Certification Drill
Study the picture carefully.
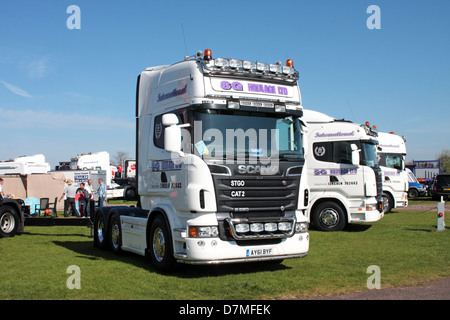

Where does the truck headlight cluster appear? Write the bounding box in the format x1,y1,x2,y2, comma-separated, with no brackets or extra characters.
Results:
295,222,308,233
226,217,307,240
189,226,219,238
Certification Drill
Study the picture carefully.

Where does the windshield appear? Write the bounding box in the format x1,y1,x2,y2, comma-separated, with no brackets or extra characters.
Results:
378,153,403,170
192,109,304,161
360,142,378,168
407,171,419,183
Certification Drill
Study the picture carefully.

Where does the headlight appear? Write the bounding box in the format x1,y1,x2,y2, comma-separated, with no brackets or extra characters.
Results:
229,59,242,68
256,62,269,72
250,223,264,232
215,58,229,68
278,222,292,231
269,63,282,73
235,223,250,233
282,66,295,75
243,60,256,70
295,222,308,233
189,226,219,238
264,222,278,232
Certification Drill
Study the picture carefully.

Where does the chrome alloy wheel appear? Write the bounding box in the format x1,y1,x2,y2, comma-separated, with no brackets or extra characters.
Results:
152,227,166,262
319,208,340,228
96,217,104,243
111,220,120,250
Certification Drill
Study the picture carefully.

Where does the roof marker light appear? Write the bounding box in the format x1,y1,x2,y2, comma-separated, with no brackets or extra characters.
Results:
243,61,256,70
204,49,212,60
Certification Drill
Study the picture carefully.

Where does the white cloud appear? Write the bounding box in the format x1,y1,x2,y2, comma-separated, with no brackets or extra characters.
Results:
28,56,50,79
0,108,134,130
1,81,32,98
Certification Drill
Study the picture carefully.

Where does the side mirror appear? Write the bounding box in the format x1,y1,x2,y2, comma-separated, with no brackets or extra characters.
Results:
162,114,190,156
162,113,179,126
351,143,360,167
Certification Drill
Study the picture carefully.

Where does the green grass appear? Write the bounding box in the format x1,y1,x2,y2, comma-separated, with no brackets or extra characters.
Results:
1,206,449,300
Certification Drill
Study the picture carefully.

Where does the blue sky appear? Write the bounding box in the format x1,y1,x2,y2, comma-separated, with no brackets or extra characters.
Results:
0,0,449,167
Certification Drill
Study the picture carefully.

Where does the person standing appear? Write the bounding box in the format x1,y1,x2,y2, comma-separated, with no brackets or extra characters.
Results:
59,179,80,217
97,178,106,207
0,178,4,199
84,179,94,217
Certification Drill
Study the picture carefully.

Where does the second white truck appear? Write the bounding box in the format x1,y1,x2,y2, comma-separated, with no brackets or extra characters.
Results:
302,109,384,231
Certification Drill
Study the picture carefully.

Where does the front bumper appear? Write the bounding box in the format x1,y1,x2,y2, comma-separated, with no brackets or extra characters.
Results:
175,232,309,265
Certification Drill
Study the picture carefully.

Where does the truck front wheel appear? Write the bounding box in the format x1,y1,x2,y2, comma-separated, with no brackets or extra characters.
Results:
382,193,393,214
312,201,346,231
148,215,176,271
0,206,19,238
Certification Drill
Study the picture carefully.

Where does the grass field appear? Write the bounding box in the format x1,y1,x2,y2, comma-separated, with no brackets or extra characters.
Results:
1,199,449,300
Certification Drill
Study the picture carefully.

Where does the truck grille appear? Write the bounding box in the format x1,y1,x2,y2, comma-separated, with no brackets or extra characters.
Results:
374,166,383,197
213,176,300,216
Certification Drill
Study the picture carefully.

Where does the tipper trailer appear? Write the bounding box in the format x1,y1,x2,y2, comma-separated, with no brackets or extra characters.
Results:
93,49,310,270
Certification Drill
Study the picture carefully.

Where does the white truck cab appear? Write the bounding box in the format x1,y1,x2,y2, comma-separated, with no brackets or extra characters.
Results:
302,109,384,231
0,154,50,175
376,131,408,213
94,50,310,270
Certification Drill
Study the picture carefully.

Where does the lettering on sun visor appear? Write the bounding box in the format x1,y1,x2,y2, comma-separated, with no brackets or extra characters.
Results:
212,79,291,97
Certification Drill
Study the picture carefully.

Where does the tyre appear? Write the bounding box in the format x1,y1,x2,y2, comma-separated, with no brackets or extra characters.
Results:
94,210,108,249
382,193,393,214
408,188,419,199
312,201,346,231
0,206,19,238
109,213,122,254
148,215,176,271
124,187,137,201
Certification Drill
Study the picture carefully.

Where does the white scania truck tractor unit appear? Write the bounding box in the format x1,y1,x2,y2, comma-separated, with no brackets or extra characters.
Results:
302,109,384,231
376,131,408,213
93,49,310,270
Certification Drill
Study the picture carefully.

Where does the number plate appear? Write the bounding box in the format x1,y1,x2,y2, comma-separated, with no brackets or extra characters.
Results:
246,248,273,257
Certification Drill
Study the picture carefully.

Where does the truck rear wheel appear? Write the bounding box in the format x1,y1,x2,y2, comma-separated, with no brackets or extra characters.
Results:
94,210,108,249
109,213,122,254
0,206,19,238
312,201,346,231
148,215,176,271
